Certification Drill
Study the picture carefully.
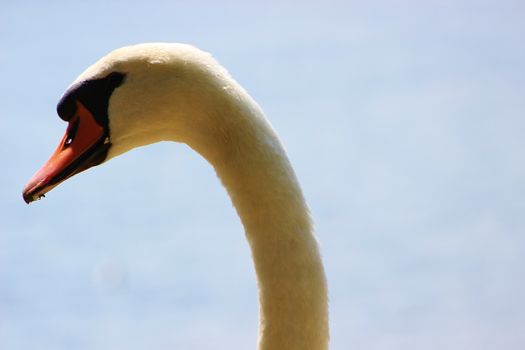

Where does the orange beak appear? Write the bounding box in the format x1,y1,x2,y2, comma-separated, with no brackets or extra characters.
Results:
22,101,110,204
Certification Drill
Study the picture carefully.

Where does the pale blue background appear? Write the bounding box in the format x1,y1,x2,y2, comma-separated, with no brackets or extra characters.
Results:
1,1,524,349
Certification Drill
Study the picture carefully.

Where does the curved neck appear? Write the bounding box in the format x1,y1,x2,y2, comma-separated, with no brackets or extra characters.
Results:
187,94,329,350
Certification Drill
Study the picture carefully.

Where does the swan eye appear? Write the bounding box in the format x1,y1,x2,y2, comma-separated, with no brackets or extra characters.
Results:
64,117,80,147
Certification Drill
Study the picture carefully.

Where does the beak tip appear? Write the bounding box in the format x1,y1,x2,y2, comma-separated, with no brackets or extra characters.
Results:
23,171,52,204
22,192,33,204
22,185,36,204
22,190,46,204
22,182,42,204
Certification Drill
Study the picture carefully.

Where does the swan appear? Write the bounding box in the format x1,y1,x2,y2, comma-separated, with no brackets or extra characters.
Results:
22,43,329,350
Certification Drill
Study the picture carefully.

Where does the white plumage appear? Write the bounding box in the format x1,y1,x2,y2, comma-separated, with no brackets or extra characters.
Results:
30,43,329,350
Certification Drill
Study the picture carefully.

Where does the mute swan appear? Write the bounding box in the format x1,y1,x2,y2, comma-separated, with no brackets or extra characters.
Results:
22,43,329,350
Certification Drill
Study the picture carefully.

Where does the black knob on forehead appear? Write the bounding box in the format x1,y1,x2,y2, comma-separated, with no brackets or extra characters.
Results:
57,72,126,127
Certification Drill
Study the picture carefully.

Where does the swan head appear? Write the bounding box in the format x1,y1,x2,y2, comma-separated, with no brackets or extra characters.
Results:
23,43,234,203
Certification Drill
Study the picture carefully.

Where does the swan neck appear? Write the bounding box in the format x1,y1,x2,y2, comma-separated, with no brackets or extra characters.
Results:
195,103,329,350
